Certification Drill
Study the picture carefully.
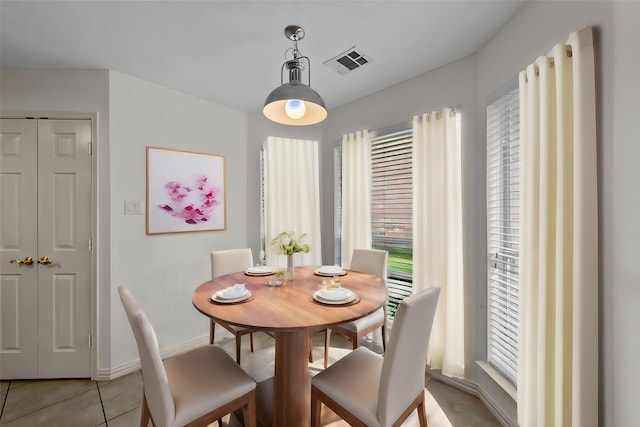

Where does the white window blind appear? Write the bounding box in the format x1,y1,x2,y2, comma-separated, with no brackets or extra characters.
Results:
334,127,414,318
486,87,520,385
370,129,413,317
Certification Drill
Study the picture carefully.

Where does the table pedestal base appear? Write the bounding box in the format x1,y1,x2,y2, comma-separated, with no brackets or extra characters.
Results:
255,330,347,427
272,330,309,426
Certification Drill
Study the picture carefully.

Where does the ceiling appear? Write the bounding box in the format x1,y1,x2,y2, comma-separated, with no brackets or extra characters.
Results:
0,0,527,114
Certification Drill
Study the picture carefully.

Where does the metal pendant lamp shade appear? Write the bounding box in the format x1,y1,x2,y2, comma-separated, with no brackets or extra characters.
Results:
263,26,327,126
263,82,327,126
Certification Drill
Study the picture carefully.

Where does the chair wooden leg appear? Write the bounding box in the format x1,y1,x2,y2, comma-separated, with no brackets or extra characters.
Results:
235,335,242,364
381,325,387,352
310,386,322,427
383,306,388,352
243,390,257,427
391,392,426,427
249,332,254,352
140,393,151,427
352,333,360,350
417,392,428,427
209,320,216,345
324,329,332,368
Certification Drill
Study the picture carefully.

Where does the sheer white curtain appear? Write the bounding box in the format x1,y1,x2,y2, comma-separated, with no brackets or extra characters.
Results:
341,130,372,268
263,136,322,267
412,109,465,379
518,27,598,427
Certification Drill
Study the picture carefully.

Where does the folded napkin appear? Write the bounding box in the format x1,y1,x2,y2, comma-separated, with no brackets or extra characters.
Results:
220,284,246,299
318,287,351,301
319,265,343,274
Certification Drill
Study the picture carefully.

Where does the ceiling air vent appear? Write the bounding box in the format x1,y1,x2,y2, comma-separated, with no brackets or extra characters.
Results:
323,46,371,75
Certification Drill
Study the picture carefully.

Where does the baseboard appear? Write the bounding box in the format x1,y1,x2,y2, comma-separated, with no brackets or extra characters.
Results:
96,360,139,381
475,383,518,427
96,336,210,381
427,369,517,427
427,369,477,395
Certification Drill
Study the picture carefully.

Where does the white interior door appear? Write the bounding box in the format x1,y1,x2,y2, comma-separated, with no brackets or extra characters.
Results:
0,119,39,378
0,118,93,379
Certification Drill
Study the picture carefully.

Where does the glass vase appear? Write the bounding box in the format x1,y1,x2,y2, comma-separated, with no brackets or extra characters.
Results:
285,254,295,282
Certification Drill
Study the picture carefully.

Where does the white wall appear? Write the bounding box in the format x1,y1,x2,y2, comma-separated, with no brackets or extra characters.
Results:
611,2,640,425
108,71,248,368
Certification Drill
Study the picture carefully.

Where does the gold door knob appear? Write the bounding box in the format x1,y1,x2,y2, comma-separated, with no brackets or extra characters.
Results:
38,256,53,265
9,257,34,265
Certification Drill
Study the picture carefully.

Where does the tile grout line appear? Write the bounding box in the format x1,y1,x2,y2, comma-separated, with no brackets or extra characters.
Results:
0,381,10,420
0,382,101,425
95,380,109,426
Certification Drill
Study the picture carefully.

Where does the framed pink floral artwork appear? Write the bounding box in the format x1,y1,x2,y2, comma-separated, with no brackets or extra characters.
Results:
146,146,226,234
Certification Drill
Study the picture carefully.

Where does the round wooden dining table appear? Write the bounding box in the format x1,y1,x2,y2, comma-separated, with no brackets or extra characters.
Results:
192,265,387,427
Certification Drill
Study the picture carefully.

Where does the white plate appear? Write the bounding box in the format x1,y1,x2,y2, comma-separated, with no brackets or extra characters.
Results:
211,290,252,304
245,266,275,276
313,290,356,305
318,265,344,275
314,268,347,277
216,288,250,300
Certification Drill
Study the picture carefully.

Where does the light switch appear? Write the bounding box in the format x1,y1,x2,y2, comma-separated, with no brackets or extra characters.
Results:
124,200,143,215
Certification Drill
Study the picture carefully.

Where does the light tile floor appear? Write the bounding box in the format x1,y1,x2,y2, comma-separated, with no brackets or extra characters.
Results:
0,331,501,426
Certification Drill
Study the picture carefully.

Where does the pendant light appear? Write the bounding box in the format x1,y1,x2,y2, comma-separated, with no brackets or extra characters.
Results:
263,25,327,126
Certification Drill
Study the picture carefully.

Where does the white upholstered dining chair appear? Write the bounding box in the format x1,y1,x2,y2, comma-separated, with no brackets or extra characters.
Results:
118,286,257,427
323,248,389,367
311,287,441,427
210,248,263,364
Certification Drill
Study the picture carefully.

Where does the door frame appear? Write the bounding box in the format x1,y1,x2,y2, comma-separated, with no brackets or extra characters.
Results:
1,110,98,379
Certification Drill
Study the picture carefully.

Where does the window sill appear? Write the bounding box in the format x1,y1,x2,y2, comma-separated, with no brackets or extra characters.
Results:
476,361,517,401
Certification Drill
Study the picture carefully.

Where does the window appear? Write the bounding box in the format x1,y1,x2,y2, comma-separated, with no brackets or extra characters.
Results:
335,125,413,318
370,128,413,318
259,138,321,264
486,87,520,385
